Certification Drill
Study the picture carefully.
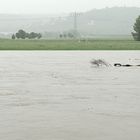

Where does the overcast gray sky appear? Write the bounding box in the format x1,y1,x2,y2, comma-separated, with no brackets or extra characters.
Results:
0,0,140,14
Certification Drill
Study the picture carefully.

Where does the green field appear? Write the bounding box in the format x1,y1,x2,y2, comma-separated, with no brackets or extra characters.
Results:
0,39,140,50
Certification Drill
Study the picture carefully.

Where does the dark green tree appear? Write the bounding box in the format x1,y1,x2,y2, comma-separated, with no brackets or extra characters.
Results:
63,34,67,38
15,30,42,39
37,33,42,39
12,34,16,40
15,32,20,39
15,29,26,39
132,15,140,41
18,29,26,39
25,33,30,39
59,34,63,38
29,32,37,39
68,33,74,38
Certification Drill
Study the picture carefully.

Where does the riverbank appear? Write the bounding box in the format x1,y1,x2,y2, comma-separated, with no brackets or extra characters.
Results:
0,39,140,50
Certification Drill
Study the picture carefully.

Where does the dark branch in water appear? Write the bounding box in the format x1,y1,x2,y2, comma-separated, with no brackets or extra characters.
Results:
90,59,110,67
90,59,140,67
114,63,140,67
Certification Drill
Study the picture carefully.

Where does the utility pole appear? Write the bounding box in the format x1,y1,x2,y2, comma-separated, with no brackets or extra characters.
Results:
71,12,82,39
74,12,77,33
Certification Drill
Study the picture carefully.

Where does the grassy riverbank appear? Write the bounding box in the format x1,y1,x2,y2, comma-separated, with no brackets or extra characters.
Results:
0,39,140,50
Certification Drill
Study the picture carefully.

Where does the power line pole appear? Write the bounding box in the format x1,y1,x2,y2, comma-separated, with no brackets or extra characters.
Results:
71,12,82,39
74,12,77,33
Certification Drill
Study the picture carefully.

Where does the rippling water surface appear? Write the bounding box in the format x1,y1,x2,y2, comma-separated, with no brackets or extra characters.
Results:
0,51,140,140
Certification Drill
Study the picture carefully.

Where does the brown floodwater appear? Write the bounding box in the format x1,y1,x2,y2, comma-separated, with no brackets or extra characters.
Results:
0,51,140,140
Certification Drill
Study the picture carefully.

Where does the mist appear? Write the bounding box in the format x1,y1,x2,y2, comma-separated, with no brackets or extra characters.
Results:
0,7,140,38
0,0,140,14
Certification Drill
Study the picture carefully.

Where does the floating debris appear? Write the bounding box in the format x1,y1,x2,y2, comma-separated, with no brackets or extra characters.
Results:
90,59,110,67
91,59,140,67
114,63,140,67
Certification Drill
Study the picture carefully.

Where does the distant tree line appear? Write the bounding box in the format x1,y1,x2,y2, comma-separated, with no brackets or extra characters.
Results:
59,33,74,39
59,30,80,39
12,30,42,39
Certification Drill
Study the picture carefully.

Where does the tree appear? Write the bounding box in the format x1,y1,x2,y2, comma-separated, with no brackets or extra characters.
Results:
12,34,15,40
18,29,26,39
28,32,42,39
132,15,140,41
63,34,67,38
25,33,30,39
28,32,34,39
15,29,26,39
37,33,42,39
68,33,74,38
59,34,63,38
15,30,42,39
15,32,20,39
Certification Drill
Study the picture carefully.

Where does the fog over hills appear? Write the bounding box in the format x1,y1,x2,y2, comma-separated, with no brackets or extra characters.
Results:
0,7,140,37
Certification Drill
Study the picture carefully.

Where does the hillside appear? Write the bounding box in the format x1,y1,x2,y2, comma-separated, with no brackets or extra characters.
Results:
0,7,140,37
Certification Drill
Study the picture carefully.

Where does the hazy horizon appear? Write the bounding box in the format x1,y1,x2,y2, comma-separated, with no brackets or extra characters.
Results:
0,6,139,16
0,6,140,35
0,0,140,14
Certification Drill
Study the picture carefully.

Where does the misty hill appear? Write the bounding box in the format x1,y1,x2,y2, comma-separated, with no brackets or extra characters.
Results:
0,7,140,37
83,7,140,35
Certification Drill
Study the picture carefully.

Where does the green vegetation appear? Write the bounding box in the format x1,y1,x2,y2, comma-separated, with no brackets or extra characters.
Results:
0,39,140,50
132,15,140,41
13,30,42,40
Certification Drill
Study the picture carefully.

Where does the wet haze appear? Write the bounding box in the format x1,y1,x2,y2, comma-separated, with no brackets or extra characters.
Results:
0,0,140,14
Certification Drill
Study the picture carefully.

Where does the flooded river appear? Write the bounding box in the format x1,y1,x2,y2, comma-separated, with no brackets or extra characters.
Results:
0,51,140,140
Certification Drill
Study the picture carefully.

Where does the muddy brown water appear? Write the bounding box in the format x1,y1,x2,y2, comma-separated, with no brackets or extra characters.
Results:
0,51,140,140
